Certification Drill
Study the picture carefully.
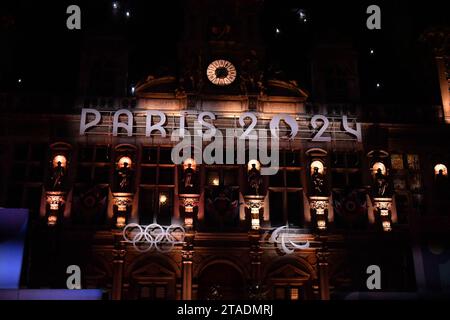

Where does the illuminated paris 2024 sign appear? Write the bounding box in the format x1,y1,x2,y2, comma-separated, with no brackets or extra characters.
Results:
80,108,362,175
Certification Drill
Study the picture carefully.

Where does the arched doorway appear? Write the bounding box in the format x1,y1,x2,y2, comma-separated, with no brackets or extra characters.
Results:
198,262,246,300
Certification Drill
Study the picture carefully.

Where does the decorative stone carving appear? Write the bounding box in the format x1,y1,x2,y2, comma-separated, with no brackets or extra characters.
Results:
373,197,393,232
179,194,200,229
244,195,265,230
112,193,133,212
309,196,329,230
46,191,66,211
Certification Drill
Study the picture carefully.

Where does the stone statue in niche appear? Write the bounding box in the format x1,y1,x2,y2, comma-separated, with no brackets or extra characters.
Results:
311,167,325,195
183,163,195,189
118,162,131,191
374,168,388,197
435,169,448,196
51,161,65,190
248,163,262,195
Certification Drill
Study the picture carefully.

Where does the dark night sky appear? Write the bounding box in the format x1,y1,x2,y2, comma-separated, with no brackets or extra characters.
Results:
0,0,448,104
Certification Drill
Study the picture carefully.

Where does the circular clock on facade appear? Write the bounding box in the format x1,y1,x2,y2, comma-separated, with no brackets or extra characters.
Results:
206,60,237,86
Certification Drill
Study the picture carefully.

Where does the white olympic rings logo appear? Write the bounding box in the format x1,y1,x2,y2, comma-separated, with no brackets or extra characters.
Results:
123,223,186,252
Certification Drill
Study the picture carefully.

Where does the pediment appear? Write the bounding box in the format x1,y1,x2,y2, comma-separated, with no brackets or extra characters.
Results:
268,263,311,280
131,262,176,280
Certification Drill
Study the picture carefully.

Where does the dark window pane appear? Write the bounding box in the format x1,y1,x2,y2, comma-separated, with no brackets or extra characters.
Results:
332,172,346,188
139,188,155,224
95,146,110,162
14,144,28,161
395,194,409,220
141,167,157,184
159,167,174,185
331,153,346,168
286,151,301,167
224,168,239,186
287,191,303,227
408,174,422,192
7,184,23,207
77,166,92,183
286,170,302,187
94,166,110,183
28,164,44,182
12,163,27,181
79,146,94,162
269,191,284,227
270,170,284,187
346,153,360,168
31,144,47,161
142,148,157,164
26,187,42,219
159,148,172,164
348,172,362,188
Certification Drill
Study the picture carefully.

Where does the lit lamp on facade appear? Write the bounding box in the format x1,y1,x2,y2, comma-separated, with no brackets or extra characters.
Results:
118,156,132,169
434,164,448,178
159,193,168,206
184,216,194,228
47,214,57,226
53,154,67,168
371,161,387,177
382,220,392,232
116,216,126,228
183,158,197,171
317,218,327,230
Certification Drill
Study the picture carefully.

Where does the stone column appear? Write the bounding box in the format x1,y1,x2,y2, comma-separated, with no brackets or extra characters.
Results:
316,240,330,300
111,231,126,300
182,249,194,300
249,235,262,283
179,194,198,300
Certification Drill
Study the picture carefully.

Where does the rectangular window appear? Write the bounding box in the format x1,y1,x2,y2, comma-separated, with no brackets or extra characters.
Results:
139,146,175,224
76,145,111,186
268,151,304,227
331,153,362,189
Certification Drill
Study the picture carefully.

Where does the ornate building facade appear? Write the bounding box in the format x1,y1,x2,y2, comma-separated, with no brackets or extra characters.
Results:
0,0,449,300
